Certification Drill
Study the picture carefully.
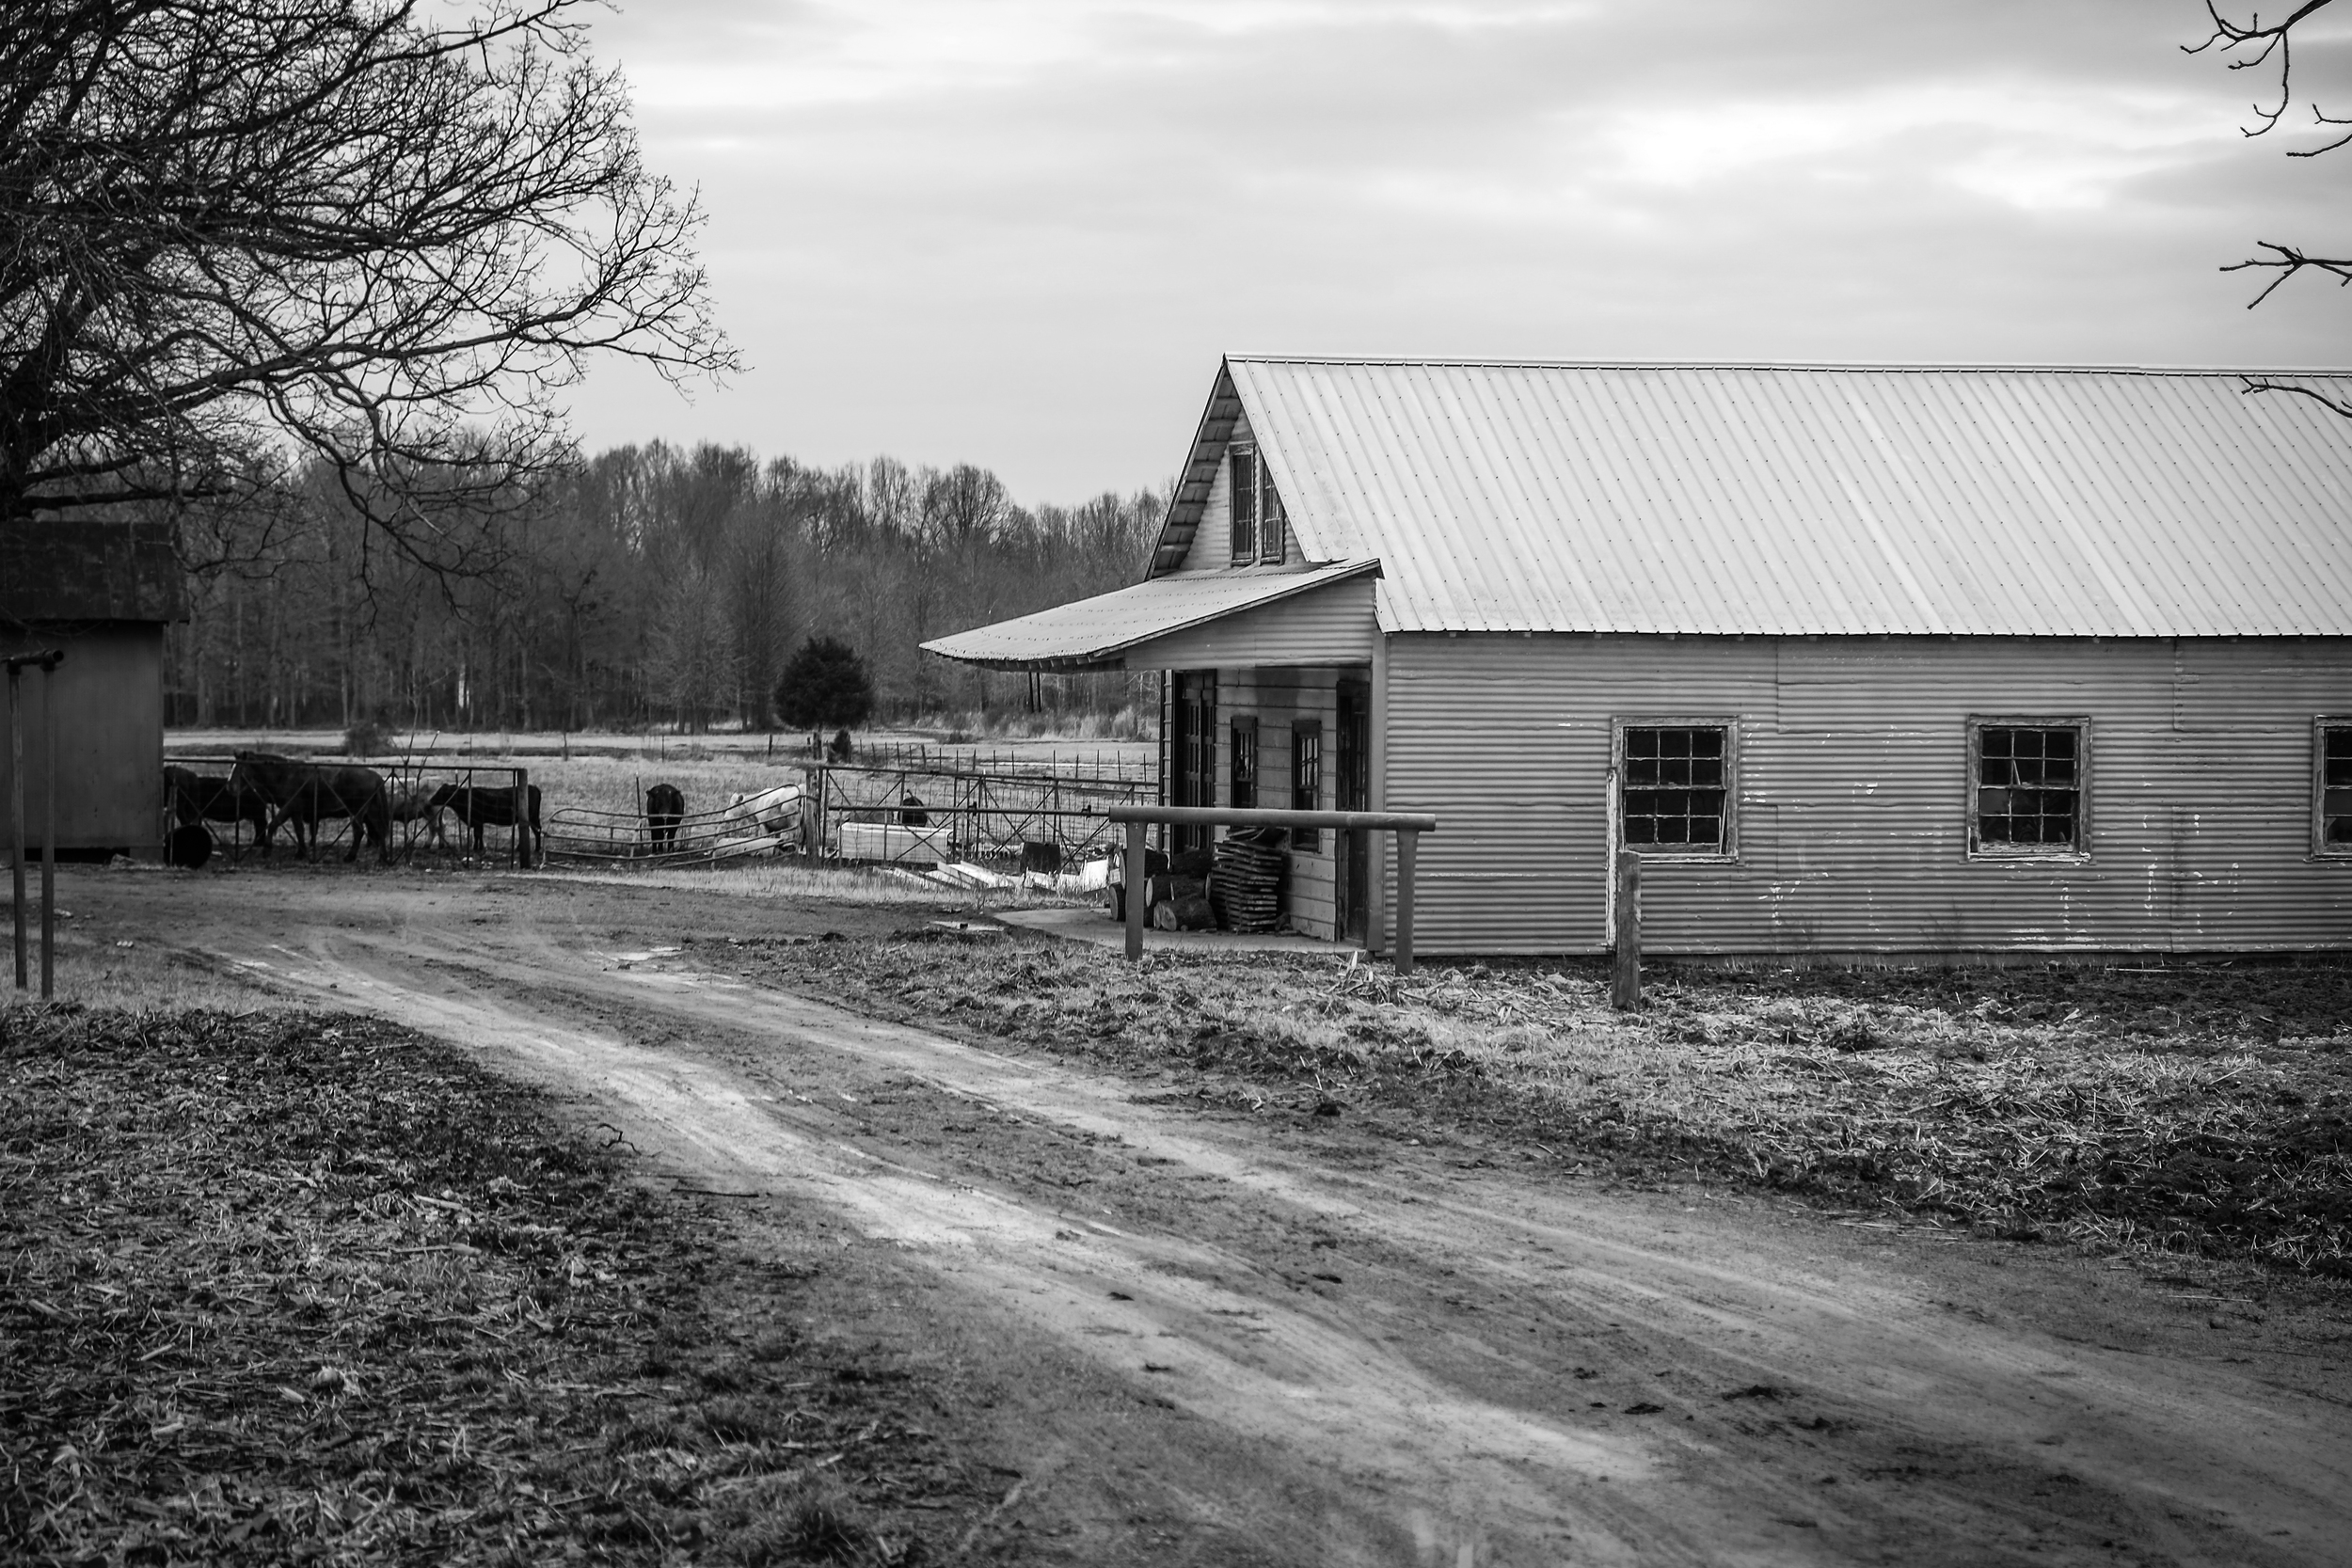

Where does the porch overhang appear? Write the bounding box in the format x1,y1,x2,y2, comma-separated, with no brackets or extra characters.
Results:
921,560,1379,673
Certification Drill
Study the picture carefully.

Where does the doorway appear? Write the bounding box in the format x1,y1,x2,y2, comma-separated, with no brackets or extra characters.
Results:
1171,672,1217,855
1336,678,1370,942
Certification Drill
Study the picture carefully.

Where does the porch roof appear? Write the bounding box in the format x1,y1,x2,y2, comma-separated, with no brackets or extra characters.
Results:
921,559,1377,672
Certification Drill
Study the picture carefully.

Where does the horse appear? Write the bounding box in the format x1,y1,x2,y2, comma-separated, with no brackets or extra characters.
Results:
644,783,685,850
428,783,542,865
390,782,453,855
162,764,274,857
229,752,390,863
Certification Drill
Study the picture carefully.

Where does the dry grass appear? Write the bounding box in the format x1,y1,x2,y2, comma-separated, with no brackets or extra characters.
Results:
537,863,963,907
709,935,2352,1278
0,1006,970,1565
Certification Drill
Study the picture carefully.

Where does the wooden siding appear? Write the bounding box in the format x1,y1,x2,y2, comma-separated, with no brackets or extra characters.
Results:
1174,407,1309,575
1127,576,1375,670
0,625,166,849
1383,634,2352,956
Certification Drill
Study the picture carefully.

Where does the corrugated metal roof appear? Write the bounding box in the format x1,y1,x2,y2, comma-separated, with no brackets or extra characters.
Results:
921,560,1377,671
0,519,186,626
1202,358,2352,637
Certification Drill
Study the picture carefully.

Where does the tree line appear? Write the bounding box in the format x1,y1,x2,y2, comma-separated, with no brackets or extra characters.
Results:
166,442,1167,736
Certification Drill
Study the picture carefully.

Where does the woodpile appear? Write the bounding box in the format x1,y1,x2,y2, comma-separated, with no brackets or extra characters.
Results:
1209,828,1286,933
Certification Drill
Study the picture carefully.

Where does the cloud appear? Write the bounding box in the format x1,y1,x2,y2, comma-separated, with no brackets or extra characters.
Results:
572,0,2352,500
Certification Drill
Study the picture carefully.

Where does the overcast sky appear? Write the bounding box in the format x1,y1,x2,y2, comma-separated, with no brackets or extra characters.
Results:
568,0,2352,504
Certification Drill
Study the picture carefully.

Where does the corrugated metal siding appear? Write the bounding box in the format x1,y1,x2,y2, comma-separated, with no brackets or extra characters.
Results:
920,560,1374,670
1127,577,1375,670
1229,359,2352,638
1382,633,2352,956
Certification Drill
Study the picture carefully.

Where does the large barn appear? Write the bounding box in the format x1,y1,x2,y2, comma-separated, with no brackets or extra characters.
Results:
926,359,2352,958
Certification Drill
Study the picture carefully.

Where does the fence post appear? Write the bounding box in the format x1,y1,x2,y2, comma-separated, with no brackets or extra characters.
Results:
7,665,21,990
513,768,531,870
40,661,56,998
1612,848,1641,1010
1394,828,1418,976
1124,819,1146,961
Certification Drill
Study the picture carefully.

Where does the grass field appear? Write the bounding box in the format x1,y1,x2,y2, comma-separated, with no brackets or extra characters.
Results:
708,937,2352,1280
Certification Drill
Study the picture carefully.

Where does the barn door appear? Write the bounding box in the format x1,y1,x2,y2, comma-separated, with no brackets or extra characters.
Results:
1336,679,1370,942
1171,672,1217,854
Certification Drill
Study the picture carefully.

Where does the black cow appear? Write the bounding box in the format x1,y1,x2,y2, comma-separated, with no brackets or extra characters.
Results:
430,783,542,866
163,764,274,857
645,783,685,850
229,752,390,863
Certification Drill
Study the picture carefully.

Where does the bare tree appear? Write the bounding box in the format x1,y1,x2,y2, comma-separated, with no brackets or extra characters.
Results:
2189,0,2352,414
0,0,735,574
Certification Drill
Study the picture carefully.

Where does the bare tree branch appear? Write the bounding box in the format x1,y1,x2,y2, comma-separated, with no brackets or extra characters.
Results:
0,0,737,577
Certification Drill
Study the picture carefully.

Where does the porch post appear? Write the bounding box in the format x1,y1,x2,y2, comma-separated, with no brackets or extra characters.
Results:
1124,819,1146,960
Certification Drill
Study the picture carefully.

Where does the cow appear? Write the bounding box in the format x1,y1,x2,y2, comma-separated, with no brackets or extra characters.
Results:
723,783,802,841
229,752,390,863
429,783,542,866
163,764,274,857
645,783,685,850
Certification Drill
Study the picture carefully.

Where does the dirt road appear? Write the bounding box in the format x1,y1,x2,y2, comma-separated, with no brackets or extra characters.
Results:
65,868,2352,1566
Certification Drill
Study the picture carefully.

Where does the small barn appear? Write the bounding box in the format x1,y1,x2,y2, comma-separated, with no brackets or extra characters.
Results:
925,359,2352,958
0,519,186,855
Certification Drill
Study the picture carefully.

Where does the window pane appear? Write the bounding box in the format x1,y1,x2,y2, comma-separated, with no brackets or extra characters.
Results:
1976,725,2080,853
1229,451,1256,562
1620,726,1730,852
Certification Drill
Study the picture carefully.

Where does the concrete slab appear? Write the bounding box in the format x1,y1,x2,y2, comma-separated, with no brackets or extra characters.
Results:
999,904,1355,958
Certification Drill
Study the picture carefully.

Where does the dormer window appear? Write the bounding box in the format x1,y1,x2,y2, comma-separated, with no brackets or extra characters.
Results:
1229,447,1256,563
1228,444,1287,566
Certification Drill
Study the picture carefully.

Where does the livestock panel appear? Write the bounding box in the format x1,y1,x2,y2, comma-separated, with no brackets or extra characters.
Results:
1384,632,2352,956
0,626,165,850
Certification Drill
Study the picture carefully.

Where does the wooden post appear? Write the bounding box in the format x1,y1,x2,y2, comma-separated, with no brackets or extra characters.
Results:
513,767,531,870
1124,819,1146,960
7,664,21,990
1612,848,1641,1010
1394,828,1418,976
40,662,56,998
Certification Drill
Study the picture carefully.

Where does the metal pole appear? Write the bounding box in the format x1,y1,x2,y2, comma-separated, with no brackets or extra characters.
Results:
513,767,530,870
1395,829,1417,977
8,664,23,990
1124,819,1146,960
40,661,56,999
1612,849,1642,1010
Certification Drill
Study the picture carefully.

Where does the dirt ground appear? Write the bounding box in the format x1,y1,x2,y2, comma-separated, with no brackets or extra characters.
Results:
40,863,2352,1567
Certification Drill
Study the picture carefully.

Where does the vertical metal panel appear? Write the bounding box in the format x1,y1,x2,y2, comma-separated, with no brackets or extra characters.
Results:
0,626,166,849
1228,360,2352,638
1385,632,2352,956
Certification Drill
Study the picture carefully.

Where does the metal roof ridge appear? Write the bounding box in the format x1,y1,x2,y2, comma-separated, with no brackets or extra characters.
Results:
1220,356,2352,377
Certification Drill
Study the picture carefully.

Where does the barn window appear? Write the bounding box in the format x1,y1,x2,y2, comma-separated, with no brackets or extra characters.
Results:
2318,719,2352,857
1231,715,1259,809
1260,475,1287,563
1291,720,1322,851
1969,719,2089,859
1615,721,1734,856
1229,447,1257,563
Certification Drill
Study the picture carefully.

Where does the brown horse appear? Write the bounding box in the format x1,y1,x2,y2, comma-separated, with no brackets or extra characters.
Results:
428,783,542,866
229,752,390,863
163,764,275,857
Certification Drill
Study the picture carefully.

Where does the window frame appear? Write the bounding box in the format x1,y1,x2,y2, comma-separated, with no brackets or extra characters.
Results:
1291,719,1322,852
2315,716,2352,861
1611,716,1739,863
1228,446,1258,564
1966,715,2092,863
1230,714,1259,810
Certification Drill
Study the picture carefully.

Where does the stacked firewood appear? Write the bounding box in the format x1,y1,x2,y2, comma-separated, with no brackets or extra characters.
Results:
1209,827,1285,932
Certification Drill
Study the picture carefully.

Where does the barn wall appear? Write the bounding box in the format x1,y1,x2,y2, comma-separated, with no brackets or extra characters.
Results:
0,624,167,850
1383,633,2352,956
1129,577,1376,670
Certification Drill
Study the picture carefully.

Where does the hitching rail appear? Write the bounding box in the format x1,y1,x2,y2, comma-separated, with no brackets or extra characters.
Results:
1104,804,1438,974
